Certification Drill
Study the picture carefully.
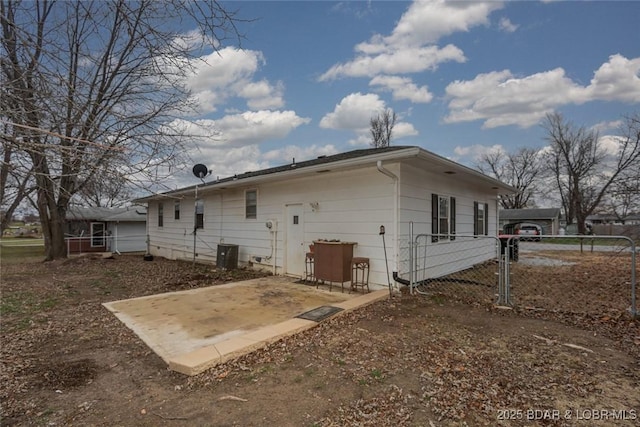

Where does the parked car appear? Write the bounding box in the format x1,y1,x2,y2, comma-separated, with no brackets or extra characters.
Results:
515,223,542,241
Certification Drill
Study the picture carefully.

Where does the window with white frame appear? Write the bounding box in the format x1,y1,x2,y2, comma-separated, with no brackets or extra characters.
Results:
158,202,164,227
474,201,489,236
245,189,257,219
431,194,456,242
174,200,180,220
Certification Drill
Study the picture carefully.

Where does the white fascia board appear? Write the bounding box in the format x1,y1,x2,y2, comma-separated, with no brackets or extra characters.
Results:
415,150,517,194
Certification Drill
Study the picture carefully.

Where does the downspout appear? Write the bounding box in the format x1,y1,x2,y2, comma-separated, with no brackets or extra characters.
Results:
496,198,500,235
376,160,399,289
272,227,277,275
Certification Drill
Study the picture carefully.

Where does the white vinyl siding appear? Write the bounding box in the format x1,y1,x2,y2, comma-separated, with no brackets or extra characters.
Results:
146,159,503,288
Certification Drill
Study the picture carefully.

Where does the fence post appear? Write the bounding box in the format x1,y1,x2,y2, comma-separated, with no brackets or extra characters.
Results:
409,221,414,295
631,240,637,318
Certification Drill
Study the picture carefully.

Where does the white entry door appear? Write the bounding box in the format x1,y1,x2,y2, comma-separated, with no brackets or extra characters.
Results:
285,204,305,277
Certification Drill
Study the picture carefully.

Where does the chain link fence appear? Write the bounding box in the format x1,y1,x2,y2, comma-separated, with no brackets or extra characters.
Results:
396,224,638,319
505,235,637,318
396,234,503,307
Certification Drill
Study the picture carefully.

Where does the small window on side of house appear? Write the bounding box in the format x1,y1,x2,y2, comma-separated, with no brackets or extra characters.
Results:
474,201,489,236
245,189,257,219
195,199,204,229
174,200,180,220
158,202,164,227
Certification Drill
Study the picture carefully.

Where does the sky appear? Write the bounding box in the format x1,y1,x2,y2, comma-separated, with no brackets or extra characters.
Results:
170,0,640,188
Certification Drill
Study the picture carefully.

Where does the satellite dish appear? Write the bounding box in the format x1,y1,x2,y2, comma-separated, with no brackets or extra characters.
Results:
192,164,209,179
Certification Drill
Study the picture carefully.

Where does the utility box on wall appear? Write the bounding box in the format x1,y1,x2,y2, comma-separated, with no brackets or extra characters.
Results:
216,243,239,270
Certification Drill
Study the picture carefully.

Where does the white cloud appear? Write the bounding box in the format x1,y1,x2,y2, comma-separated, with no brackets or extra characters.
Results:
173,110,310,150
263,144,339,163
498,17,518,33
393,122,419,138
211,110,311,145
598,134,624,157
383,0,504,47
188,47,262,93
320,45,465,80
172,28,220,51
592,120,623,133
585,54,640,103
186,47,285,113
319,1,503,82
369,75,433,103
347,133,373,147
320,93,418,146
240,80,285,110
319,93,386,131
198,145,269,179
444,55,640,128
453,144,505,163
347,122,418,148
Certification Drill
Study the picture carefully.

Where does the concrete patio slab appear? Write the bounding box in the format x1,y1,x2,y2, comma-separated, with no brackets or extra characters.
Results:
103,276,389,376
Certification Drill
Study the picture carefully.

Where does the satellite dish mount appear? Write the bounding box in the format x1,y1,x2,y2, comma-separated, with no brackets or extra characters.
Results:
192,164,211,183
191,164,212,265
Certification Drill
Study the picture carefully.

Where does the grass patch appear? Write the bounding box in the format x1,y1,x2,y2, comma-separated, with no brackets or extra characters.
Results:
370,368,384,380
0,242,45,263
0,293,27,315
0,291,58,328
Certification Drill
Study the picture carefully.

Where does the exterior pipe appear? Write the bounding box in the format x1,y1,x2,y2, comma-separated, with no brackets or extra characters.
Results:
376,160,399,291
272,228,277,275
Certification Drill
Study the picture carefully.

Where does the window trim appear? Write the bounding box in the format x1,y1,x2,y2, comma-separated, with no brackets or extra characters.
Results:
431,193,456,242
245,189,257,219
474,201,489,236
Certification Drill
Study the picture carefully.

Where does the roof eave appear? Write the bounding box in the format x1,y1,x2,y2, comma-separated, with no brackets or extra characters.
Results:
414,150,517,194
135,147,422,203
134,146,515,203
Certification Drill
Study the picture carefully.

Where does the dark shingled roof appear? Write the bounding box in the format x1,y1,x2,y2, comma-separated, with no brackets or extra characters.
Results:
134,145,516,202
210,146,411,185
499,208,561,221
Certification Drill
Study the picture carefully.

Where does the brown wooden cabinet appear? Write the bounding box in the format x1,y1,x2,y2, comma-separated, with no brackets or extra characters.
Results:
313,241,356,286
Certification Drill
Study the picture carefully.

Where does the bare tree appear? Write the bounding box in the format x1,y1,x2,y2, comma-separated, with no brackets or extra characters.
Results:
370,108,397,148
598,119,640,222
599,169,640,222
543,112,640,234
476,147,541,209
0,122,37,234
1,0,245,259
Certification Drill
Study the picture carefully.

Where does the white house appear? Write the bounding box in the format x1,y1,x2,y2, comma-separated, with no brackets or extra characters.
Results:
135,146,515,289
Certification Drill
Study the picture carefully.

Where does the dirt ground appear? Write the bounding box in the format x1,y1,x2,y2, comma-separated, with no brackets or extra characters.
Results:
1,254,639,426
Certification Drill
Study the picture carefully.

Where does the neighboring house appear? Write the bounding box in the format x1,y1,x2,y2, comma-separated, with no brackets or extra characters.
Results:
135,146,515,289
66,206,147,254
498,208,561,235
587,213,640,225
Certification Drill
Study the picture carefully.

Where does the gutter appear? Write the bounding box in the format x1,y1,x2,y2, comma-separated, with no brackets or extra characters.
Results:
376,160,399,290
